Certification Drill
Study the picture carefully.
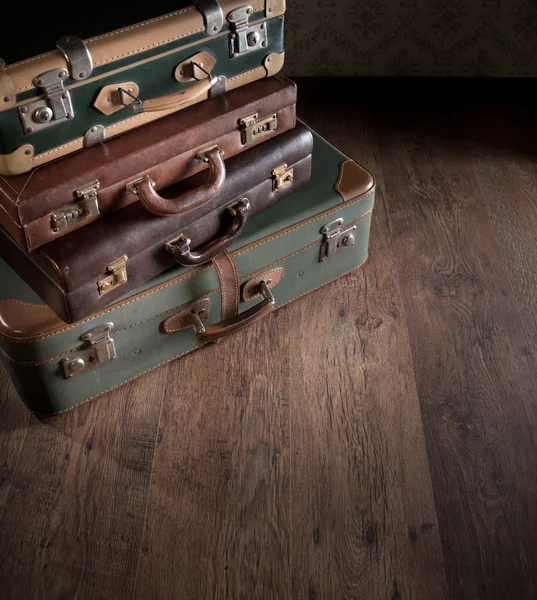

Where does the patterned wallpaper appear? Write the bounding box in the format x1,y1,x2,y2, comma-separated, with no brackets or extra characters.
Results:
284,0,537,77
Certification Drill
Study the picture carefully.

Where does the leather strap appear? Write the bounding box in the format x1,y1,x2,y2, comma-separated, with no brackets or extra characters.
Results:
192,0,224,34
211,251,240,321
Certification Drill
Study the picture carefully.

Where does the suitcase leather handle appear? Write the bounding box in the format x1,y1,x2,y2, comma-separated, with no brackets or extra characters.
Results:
130,76,218,114
127,147,225,216
192,281,275,343
168,198,250,266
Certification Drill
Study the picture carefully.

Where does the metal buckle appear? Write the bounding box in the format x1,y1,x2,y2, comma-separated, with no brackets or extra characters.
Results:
50,181,100,233
272,164,294,192
239,112,278,145
19,69,74,134
97,256,128,295
228,6,268,58
61,323,116,379
319,218,357,262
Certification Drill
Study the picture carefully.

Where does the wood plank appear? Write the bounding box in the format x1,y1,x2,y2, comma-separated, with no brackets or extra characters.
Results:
463,106,537,348
375,105,537,599
135,319,291,599
0,366,168,600
289,107,448,599
0,365,31,518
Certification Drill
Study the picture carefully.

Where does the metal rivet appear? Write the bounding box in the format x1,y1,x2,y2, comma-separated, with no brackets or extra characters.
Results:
269,6,273,11
107,96,113,103
343,234,355,247
79,71,85,78
36,79,44,86
59,71,67,78
262,41,267,47
266,279,272,285
24,149,32,156
20,106,28,114
261,23,265,29
298,272,304,277
267,56,272,62
26,127,34,134
134,349,141,355
214,25,219,31
247,7,253,13
128,88,134,93
3,96,10,103
68,358,86,374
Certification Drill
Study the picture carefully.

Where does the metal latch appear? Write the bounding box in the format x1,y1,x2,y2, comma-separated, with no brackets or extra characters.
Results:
98,255,128,295
272,164,294,192
56,36,93,81
61,323,116,379
19,69,74,134
239,112,277,144
228,6,268,57
50,181,100,232
319,218,357,262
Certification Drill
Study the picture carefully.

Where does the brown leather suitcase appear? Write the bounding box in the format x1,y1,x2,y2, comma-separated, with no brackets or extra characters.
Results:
0,75,296,252
0,124,313,323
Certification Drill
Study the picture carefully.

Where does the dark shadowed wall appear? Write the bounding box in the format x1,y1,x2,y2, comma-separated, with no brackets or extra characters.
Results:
284,0,537,77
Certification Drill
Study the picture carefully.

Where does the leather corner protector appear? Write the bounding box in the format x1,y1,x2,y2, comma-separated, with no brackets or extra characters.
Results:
175,51,216,83
335,160,375,202
264,51,285,78
0,59,16,112
162,298,211,334
266,0,286,17
0,144,34,176
242,268,284,302
0,300,65,340
93,82,140,116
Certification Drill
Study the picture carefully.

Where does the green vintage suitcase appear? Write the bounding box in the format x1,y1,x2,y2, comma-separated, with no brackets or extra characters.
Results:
0,126,375,414
0,0,285,175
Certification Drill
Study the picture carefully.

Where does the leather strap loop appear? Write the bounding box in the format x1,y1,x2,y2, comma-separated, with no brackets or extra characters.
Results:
212,251,240,322
131,147,225,216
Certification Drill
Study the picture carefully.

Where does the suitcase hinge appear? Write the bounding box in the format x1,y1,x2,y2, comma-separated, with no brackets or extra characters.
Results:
98,255,128,295
61,323,116,379
56,36,93,81
319,218,357,262
50,181,101,233
272,164,294,192
228,6,268,58
19,69,74,134
239,112,278,144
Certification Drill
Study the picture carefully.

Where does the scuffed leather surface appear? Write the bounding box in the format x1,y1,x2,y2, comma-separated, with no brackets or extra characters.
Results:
0,75,296,247
0,125,313,322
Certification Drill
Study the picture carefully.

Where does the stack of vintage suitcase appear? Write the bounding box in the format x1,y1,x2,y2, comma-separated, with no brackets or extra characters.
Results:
0,1,375,414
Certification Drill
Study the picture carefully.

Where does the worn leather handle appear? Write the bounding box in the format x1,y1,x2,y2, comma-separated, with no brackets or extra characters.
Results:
130,76,217,114
169,199,250,266
192,281,275,343
127,147,225,216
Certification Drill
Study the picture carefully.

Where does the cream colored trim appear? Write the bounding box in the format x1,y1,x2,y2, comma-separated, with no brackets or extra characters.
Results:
6,1,264,94
264,51,285,77
93,82,140,115
0,144,34,176
0,59,16,112
266,0,286,17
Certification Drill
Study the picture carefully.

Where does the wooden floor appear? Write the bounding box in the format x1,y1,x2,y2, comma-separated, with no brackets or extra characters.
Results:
1,103,537,599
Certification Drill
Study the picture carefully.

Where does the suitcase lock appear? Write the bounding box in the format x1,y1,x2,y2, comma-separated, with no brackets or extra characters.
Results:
50,181,101,232
319,218,357,262
228,6,268,58
61,323,116,379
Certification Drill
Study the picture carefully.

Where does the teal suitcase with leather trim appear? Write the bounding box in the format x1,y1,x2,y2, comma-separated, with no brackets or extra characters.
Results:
0,0,285,175
0,125,376,414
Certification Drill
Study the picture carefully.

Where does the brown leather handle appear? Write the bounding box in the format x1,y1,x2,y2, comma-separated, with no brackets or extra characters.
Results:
127,147,225,216
130,76,217,114
192,281,275,343
167,199,250,266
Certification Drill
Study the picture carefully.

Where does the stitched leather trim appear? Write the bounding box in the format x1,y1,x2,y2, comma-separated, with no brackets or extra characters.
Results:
162,298,210,333
335,160,375,202
212,251,240,321
242,267,284,302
